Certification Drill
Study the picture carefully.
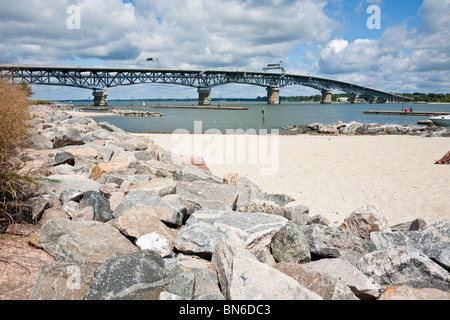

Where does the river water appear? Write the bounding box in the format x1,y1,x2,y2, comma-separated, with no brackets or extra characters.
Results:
72,100,450,134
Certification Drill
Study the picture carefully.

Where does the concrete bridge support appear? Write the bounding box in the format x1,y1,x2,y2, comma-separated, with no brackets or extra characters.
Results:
321,89,332,104
198,87,212,105
350,94,359,104
93,90,108,106
267,86,280,104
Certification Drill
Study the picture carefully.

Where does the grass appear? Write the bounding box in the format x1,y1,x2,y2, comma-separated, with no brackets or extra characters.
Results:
0,80,38,230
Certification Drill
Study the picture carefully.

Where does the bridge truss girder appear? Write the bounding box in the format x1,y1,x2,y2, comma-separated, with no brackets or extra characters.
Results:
0,65,411,102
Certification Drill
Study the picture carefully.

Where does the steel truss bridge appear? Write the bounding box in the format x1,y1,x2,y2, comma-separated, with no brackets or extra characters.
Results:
0,65,411,106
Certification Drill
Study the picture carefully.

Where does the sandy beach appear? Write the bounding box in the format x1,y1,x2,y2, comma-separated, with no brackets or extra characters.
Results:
134,133,450,227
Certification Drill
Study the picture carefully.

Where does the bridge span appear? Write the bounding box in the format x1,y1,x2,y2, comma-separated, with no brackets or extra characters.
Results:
0,65,411,106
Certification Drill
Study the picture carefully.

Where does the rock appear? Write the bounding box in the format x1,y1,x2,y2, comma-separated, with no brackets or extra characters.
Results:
52,152,75,166
340,205,391,240
193,269,225,300
84,250,167,300
299,224,376,265
165,264,196,299
275,262,358,300
71,206,95,222
39,219,138,263
308,214,330,226
43,174,101,195
176,166,222,184
27,134,54,150
79,191,113,222
110,151,138,164
38,208,70,225
175,180,243,210
24,197,51,223
113,207,177,242
52,127,84,148
356,247,450,293
270,222,311,264
125,178,177,198
299,258,381,300
369,220,450,270
238,199,287,216
98,183,119,199
174,209,288,257
91,163,130,181
409,217,443,231
97,173,152,187
378,286,450,300
113,190,184,227
109,192,125,212
0,233,55,300
60,189,83,202
212,240,322,300
29,262,101,300
263,193,293,207
282,204,310,226
161,194,201,218
136,233,172,258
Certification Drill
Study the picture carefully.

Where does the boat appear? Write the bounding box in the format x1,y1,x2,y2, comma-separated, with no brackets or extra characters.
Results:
429,114,450,127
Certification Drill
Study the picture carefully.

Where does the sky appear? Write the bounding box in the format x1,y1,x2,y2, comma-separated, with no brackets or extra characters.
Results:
0,0,449,100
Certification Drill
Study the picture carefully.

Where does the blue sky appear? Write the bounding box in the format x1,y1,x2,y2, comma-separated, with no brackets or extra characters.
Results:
0,0,449,100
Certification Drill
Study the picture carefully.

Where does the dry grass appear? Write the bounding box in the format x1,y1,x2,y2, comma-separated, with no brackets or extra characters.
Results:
0,80,36,228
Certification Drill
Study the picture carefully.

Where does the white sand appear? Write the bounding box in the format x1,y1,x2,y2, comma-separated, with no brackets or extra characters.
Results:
135,133,450,227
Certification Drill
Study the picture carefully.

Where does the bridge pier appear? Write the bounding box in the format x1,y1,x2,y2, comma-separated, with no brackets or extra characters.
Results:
350,94,359,104
321,89,332,104
198,87,212,105
93,90,108,106
266,86,280,104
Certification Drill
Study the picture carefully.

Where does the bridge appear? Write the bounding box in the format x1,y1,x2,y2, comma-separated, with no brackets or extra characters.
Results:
0,65,411,106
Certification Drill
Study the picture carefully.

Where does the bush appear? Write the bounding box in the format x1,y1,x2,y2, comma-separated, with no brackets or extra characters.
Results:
0,80,35,228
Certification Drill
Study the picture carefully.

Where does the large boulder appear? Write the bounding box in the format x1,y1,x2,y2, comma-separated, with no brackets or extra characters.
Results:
113,190,185,227
30,262,101,300
378,286,450,300
270,222,311,264
212,240,322,300
39,219,139,263
369,220,450,270
356,247,450,293
175,180,243,210
84,251,168,300
79,191,113,222
174,209,288,257
299,224,376,265
275,262,358,300
340,205,391,240
124,178,177,198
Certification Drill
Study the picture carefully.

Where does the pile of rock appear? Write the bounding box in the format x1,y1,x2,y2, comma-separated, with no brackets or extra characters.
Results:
2,104,449,301
111,110,163,117
283,121,450,137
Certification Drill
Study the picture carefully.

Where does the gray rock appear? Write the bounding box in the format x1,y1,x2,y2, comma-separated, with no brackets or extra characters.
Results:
356,247,450,293
193,269,225,300
52,152,75,167
30,262,101,300
175,209,288,257
39,219,138,263
300,224,376,265
60,189,83,202
300,258,381,300
275,262,359,300
113,190,184,227
369,220,450,270
53,128,84,148
270,222,311,264
409,217,444,231
176,166,222,184
24,197,51,223
84,250,168,300
97,173,152,187
212,240,322,300
282,204,310,226
79,191,113,222
165,264,196,299
175,180,243,210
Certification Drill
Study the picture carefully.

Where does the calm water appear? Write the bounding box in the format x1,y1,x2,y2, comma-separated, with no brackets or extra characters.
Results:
72,100,450,134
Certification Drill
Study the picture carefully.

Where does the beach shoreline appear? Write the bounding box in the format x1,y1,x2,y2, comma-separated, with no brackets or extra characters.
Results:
135,132,450,227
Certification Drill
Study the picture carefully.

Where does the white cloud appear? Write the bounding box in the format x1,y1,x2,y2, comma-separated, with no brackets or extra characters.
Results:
316,0,450,93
